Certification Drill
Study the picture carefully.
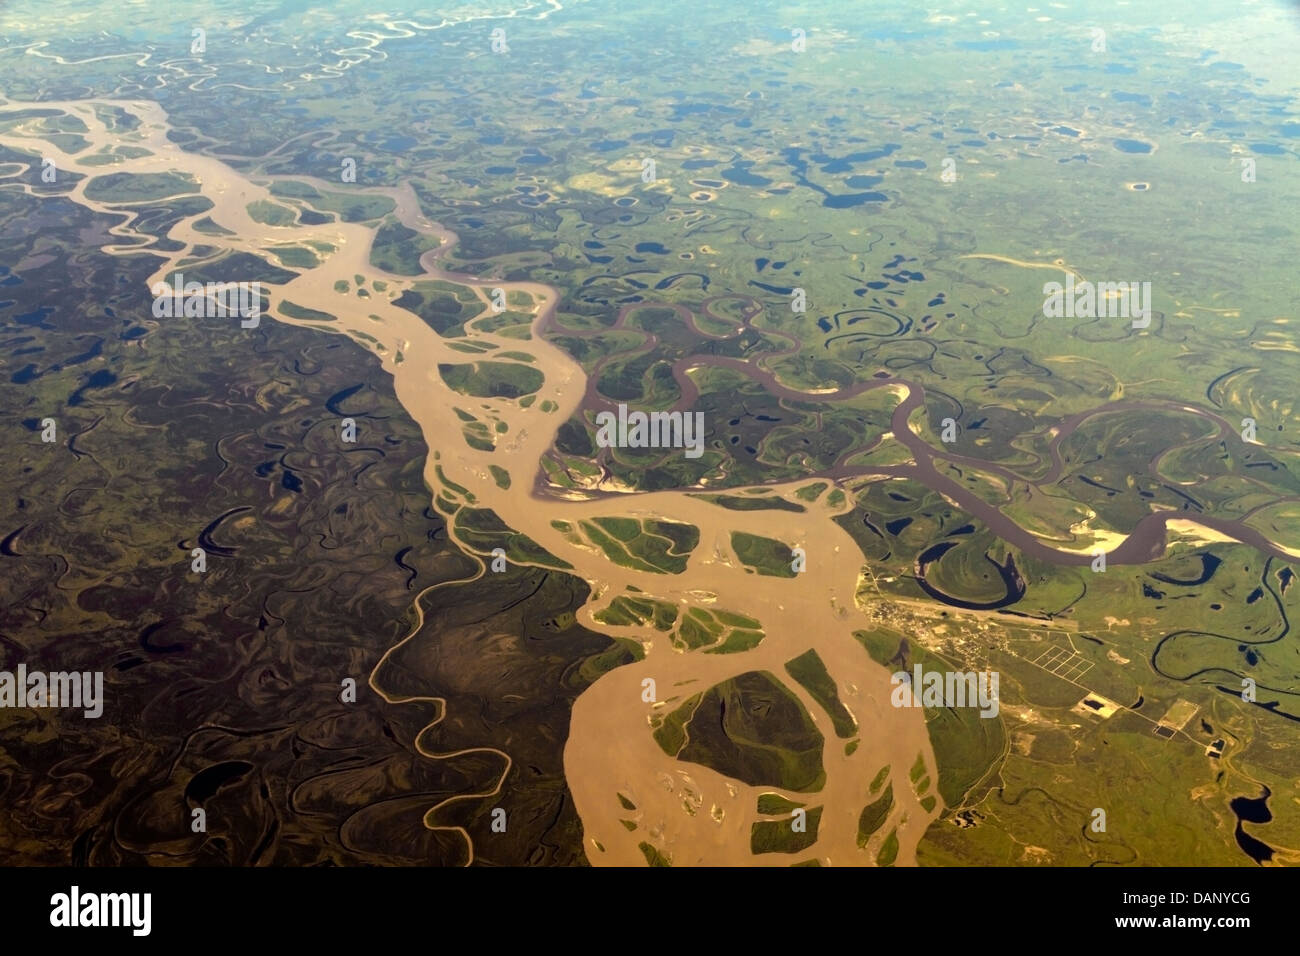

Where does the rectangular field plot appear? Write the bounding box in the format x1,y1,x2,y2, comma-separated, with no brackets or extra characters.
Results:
1026,645,1095,683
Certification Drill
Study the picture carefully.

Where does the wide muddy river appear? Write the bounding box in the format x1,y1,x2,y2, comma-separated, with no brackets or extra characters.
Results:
5,98,1292,865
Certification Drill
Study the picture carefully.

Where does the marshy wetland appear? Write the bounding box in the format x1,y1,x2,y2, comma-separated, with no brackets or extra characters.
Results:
1,0,1299,867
